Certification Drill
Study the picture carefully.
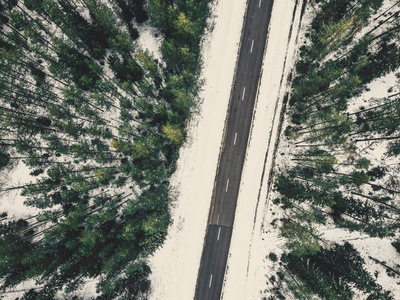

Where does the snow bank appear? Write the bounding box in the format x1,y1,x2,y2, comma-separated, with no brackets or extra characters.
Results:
148,0,247,299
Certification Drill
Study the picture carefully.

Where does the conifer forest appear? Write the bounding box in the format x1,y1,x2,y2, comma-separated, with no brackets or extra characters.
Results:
0,0,211,298
2,0,400,299
270,0,400,298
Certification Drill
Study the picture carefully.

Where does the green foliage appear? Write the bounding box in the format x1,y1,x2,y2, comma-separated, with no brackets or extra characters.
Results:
392,239,400,254
268,252,278,262
0,150,11,170
162,123,185,146
274,1,400,297
280,219,322,256
278,0,400,226
0,0,211,298
284,243,393,299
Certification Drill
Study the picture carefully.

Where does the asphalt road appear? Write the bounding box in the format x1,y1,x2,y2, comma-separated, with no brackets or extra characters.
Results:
194,0,274,299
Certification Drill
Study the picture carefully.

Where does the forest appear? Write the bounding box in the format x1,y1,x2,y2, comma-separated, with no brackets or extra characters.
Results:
271,0,400,298
0,0,211,298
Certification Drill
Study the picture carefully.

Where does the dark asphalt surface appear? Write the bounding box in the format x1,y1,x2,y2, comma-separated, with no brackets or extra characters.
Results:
194,0,274,299
195,226,233,299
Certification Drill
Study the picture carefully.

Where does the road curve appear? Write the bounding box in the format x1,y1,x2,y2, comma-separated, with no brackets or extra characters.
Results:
194,0,274,299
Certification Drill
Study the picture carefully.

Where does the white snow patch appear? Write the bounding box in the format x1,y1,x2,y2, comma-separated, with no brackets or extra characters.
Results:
353,238,400,296
348,71,400,114
136,24,164,61
55,279,99,299
1,278,99,300
0,162,39,218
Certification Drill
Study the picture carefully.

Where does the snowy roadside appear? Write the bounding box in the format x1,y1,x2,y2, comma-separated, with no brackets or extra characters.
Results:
221,1,306,299
147,0,248,299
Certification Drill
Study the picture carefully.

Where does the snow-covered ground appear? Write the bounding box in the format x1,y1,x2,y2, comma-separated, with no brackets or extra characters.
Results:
148,0,305,299
0,162,42,220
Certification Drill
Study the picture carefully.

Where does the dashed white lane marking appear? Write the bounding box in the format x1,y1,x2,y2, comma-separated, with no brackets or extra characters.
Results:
226,179,229,192
250,40,254,53
209,274,213,288
234,132,238,145
259,0,262,7
242,87,246,100
217,227,221,241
